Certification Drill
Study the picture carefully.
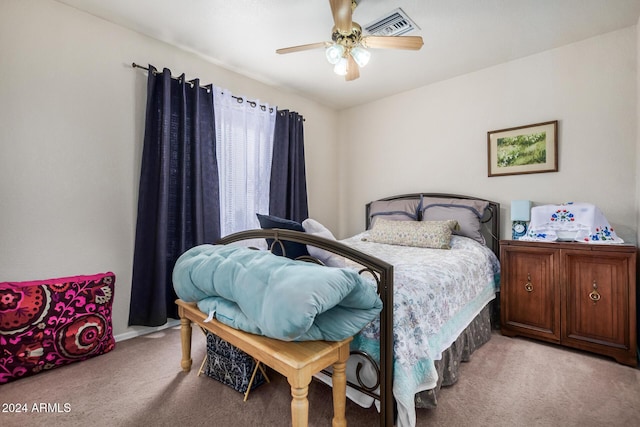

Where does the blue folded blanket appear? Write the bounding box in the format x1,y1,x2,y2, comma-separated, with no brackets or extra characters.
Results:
172,244,382,341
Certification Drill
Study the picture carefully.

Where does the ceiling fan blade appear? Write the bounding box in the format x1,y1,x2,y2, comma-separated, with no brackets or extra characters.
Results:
362,35,424,50
329,0,353,34
345,54,359,81
276,41,330,54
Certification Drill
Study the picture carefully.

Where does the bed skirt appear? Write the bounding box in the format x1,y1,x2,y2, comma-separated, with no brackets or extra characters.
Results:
414,303,493,409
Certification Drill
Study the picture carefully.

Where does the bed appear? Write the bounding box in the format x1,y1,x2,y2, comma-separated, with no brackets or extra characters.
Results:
174,193,500,427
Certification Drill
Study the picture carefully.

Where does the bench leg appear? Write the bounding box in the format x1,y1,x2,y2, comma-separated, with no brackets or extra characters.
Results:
331,345,349,427
179,315,193,372
289,381,309,427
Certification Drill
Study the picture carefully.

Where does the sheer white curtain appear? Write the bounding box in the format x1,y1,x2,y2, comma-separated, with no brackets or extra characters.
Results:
213,87,276,237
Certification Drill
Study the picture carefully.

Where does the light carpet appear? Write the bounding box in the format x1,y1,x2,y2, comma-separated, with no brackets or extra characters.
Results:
1,328,638,426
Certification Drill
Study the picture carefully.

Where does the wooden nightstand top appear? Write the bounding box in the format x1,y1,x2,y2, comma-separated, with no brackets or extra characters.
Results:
500,239,637,253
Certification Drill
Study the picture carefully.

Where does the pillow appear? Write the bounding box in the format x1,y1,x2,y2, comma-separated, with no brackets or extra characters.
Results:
420,196,489,244
301,219,346,267
368,199,420,228
256,214,310,259
0,273,116,384
368,218,459,249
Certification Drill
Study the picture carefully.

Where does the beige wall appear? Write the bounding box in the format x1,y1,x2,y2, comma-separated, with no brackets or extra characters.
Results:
0,0,338,339
338,27,637,241
1,0,638,340
637,15,640,243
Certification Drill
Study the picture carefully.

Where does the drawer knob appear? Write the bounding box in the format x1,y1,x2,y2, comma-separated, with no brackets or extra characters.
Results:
589,280,601,303
524,273,533,292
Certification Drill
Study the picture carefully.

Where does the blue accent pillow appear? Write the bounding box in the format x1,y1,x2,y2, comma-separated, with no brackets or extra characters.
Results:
256,214,310,259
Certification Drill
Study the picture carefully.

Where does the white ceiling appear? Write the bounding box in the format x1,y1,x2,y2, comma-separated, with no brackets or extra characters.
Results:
55,0,640,110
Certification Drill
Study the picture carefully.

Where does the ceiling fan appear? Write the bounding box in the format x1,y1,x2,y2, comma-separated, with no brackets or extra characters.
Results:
276,0,424,81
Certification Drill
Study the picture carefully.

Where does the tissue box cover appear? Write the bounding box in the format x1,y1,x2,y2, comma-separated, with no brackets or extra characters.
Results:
0,273,116,383
522,202,623,244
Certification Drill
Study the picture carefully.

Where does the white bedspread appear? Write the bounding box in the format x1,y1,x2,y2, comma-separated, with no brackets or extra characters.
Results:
336,232,500,427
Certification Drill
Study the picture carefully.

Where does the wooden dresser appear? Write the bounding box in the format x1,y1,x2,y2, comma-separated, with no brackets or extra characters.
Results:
500,239,637,367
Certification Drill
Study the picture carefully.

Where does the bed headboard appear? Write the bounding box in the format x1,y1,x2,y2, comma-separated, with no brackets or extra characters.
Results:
365,193,500,257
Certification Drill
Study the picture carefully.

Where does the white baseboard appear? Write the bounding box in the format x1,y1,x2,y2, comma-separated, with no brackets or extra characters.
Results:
114,319,181,342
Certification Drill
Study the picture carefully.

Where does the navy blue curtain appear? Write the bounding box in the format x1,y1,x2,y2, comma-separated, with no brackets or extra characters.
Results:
129,66,221,326
269,110,308,222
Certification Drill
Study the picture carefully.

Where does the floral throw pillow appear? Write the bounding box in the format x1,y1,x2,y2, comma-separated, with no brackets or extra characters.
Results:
0,273,116,384
368,218,458,249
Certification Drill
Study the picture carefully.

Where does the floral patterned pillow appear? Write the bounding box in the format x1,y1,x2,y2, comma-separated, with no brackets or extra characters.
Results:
368,218,459,249
0,273,116,384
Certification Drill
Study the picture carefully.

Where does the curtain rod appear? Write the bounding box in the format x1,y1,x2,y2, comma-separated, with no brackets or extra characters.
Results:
132,62,274,113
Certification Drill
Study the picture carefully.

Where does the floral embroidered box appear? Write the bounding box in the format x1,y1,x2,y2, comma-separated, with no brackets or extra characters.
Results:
0,272,116,384
521,202,624,244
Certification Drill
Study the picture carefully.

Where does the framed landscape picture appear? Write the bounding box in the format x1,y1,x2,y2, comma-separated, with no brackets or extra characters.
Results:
487,120,558,177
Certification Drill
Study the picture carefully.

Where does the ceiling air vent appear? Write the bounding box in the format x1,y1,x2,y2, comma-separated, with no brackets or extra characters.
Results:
363,8,420,37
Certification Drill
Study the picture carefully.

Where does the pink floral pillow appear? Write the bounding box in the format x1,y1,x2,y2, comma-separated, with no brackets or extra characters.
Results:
0,273,116,383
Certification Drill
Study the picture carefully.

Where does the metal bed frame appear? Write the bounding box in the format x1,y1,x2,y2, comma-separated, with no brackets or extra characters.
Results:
213,193,500,427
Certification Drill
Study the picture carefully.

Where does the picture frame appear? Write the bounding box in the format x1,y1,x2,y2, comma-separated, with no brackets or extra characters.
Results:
487,120,558,177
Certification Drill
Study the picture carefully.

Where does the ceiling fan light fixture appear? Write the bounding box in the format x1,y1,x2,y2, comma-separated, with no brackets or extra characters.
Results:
333,57,348,75
325,43,345,65
275,0,424,81
350,46,370,67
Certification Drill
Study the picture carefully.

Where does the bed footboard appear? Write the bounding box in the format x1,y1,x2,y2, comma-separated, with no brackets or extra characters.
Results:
217,229,395,427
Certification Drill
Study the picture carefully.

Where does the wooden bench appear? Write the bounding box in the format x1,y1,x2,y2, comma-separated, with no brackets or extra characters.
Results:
176,299,351,427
